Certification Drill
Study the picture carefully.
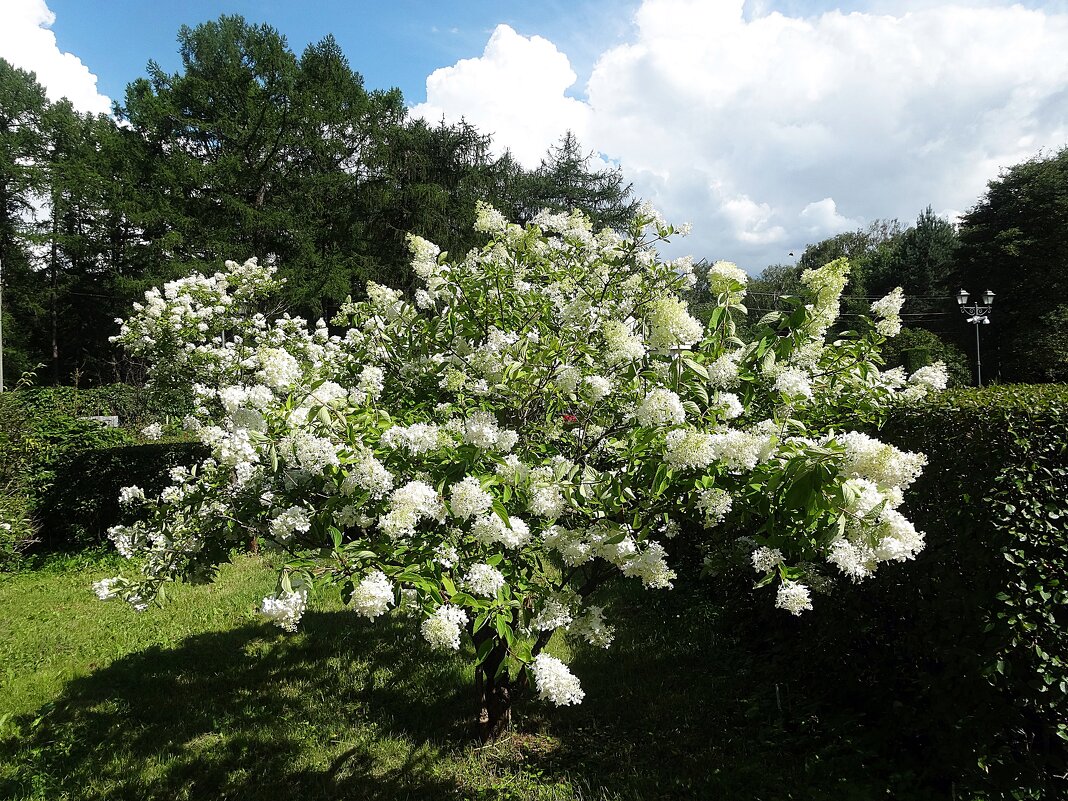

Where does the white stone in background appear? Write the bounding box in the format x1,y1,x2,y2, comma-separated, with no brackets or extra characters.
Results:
79,415,119,428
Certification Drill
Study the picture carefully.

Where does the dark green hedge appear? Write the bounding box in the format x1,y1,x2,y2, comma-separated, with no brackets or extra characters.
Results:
35,441,209,551
878,385,1068,798
0,383,192,432
702,385,1067,799
0,384,197,563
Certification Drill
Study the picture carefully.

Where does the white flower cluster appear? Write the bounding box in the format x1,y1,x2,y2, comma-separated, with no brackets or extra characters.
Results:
118,486,146,506
664,429,716,470
421,605,468,650
773,367,813,400
531,654,585,706
464,563,506,597
471,513,531,548
708,261,748,299
871,287,905,337
463,411,517,452
260,589,308,632
449,476,494,521
775,580,812,616
636,388,686,427
379,481,445,539
350,570,395,619
751,546,784,573
646,296,704,350
569,605,615,648
696,488,732,528
270,506,312,541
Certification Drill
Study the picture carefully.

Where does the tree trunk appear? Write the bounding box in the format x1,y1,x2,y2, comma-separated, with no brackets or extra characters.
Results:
50,206,59,385
472,627,512,743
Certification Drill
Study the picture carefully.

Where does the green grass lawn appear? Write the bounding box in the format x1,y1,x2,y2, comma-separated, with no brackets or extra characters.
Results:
0,552,925,801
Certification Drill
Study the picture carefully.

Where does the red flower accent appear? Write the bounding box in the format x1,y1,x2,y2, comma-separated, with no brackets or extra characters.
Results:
562,414,578,424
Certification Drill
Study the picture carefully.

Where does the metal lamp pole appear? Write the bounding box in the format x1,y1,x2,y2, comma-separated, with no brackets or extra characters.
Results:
956,288,995,387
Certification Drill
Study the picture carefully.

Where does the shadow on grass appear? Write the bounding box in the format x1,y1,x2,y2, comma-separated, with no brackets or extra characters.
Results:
0,611,472,801
1,583,933,801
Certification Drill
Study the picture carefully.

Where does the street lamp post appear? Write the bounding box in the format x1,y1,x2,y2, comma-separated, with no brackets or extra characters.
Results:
956,288,995,387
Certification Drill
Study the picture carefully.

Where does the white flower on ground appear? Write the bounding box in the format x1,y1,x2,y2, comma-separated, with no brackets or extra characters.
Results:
260,589,308,632
350,570,394,619
775,580,813,616
531,654,585,706
421,605,468,650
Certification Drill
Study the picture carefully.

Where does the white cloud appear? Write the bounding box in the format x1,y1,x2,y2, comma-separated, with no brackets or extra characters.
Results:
799,198,861,236
411,24,591,167
411,0,1068,270
0,0,111,115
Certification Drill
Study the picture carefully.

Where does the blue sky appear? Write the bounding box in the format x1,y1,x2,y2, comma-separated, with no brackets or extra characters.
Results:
42,0,641,106
3,0,1067,269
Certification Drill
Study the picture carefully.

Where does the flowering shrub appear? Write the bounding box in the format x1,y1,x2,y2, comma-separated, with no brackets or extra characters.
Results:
98,204,945,737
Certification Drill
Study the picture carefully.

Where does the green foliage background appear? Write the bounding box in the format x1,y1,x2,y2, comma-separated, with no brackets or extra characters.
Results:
701,385,1067,799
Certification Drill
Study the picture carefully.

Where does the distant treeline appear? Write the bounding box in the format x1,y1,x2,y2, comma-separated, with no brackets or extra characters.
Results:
2,15,1066,386
0,16,637,386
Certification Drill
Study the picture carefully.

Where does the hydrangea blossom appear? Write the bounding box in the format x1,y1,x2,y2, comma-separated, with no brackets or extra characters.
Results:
871,287,906,337
636,388,686,427
465,563,506,597
101,204,941,733
531,654,585,706
775,581,813,616
421,605,468,650
350,571,395,619
260,589,308,632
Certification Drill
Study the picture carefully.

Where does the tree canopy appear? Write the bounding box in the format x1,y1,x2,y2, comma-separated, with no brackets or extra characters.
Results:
0,17,640,387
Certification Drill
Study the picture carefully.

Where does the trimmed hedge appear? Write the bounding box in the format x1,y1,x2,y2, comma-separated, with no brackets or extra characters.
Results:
879,385,1068,797
701,385,1067,799
35,441,208,550
0,384,196,563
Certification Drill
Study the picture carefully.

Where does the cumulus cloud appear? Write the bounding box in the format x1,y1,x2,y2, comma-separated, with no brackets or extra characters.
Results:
411,24,591,167
0,0,111,115
411,0,1068,270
